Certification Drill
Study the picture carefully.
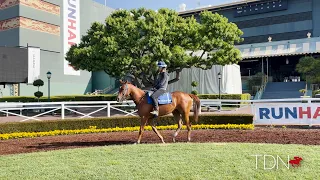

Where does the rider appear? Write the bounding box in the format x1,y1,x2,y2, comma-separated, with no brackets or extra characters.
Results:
150,61,169,116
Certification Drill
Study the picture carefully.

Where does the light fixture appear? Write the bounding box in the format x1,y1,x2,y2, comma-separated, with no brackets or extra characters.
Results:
46,71,52,102
286,58,289,65
46,71,52,79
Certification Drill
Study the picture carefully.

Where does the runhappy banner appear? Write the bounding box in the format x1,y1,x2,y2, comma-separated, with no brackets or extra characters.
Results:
63,0,80,76
255,103,320,125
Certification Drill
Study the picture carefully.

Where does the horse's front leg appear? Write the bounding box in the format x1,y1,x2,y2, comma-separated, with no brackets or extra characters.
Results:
151,118,165,144
137,117,148,144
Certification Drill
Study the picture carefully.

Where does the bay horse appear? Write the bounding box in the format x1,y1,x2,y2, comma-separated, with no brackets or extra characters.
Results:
116,80,201,144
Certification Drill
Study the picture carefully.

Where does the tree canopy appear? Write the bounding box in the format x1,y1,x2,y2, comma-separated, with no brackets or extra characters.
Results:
296,56,320,84
65,8,243,88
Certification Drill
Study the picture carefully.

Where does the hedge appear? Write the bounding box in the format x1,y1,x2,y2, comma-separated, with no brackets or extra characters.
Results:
0,93,251,102
0,114,253,134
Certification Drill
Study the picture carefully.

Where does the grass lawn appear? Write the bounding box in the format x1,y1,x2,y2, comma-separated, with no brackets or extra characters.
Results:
0,143,319,179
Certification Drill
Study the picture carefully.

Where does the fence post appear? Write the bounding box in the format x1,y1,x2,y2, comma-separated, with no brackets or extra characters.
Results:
308,99,312,127
5,101,8,117
61,103,65,119
107,102,111,117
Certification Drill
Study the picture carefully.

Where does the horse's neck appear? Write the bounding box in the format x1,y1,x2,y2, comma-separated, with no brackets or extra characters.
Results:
130,85,145,105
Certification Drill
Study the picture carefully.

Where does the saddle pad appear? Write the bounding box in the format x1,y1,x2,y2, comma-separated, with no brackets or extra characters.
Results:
146,92,172,105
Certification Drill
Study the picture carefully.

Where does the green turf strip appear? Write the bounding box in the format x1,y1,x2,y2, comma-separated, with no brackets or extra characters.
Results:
0,143,318,179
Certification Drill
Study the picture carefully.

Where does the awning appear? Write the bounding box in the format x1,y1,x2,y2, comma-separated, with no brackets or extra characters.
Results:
236,37,320,59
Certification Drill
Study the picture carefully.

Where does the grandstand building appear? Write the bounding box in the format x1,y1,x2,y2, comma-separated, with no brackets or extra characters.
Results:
0,0,116,97
179,0,320,99
1,0,319,99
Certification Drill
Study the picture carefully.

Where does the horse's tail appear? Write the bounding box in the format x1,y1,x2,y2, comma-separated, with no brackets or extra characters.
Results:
189,94,201,123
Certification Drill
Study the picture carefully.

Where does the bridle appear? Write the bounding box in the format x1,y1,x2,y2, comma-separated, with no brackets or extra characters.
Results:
119,83,129,101
118,83,146,106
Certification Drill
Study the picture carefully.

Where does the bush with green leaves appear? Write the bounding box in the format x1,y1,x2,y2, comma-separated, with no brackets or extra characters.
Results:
34,91,43,99
65,8,243,88
33,79,44,100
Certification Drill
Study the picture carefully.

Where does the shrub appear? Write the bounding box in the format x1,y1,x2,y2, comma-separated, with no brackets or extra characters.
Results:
34,91,43,99
191,90,198,95
0,114,253,134
313,89,320,97
33,79,44,87
191,81,198,87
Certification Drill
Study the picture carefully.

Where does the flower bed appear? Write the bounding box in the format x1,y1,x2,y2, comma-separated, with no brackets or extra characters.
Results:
0,124,254,140
0,114,254,134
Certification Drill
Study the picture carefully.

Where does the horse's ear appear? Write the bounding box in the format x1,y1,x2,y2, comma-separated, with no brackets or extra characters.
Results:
119,79,124,84
125,80,128,84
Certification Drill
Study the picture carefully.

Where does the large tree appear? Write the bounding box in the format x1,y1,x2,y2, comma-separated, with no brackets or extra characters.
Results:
296,56,320,84
66,8,243,88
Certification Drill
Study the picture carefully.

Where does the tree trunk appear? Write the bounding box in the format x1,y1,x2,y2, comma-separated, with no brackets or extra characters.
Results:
168,70,181,84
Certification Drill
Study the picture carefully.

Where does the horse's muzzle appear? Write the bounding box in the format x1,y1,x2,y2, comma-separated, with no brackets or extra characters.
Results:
117,96,123,103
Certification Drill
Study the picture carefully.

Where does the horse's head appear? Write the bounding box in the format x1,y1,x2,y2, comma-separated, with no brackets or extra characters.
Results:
117,80,131,102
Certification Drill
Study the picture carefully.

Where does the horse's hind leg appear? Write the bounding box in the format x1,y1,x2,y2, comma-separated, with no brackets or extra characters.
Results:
184,112,192,142
173,111,182,143
151,118,165,144
182,102,193,142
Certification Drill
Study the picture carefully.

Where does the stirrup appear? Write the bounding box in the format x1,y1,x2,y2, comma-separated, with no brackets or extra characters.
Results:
150,110,159,116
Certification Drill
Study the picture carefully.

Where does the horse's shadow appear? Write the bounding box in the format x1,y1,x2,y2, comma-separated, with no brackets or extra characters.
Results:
25,141,135,150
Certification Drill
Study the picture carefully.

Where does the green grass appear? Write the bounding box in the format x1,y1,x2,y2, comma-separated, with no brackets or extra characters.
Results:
0,143,319,179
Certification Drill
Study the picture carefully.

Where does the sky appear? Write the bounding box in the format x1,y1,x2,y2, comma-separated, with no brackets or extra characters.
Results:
94,0,236,11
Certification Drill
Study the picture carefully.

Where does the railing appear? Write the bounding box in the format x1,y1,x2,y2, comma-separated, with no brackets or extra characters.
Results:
87,85,114,95
253,75,268,100
310,84,319,91
2,98,320,126
0,99,253,122
0,101,137,122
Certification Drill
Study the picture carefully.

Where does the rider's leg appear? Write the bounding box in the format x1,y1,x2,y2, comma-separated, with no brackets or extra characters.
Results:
151,89,165,115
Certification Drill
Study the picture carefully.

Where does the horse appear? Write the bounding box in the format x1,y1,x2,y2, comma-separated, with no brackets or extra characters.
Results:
289,156,303,167
116,80,201,144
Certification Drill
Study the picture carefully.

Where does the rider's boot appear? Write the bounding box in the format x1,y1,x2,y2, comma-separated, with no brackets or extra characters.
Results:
150,106,159,116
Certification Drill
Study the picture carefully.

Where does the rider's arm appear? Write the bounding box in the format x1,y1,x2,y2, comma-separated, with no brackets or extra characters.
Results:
158,72,168,89
154,73,164,90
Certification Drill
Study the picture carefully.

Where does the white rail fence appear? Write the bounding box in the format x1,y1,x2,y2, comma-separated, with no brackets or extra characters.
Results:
0,99,246,122
1,98,320,126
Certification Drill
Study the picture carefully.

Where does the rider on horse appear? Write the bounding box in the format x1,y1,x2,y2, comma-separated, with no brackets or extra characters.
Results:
150,61,169,116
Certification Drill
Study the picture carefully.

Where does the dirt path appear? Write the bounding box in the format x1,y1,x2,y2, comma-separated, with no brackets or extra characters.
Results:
1,128,320,155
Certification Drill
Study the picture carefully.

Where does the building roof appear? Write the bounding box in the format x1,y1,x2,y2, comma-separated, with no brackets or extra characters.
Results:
178,0,263,15
188,37,320,60
236,37,320,59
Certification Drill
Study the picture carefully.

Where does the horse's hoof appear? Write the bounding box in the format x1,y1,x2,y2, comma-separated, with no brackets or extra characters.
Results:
173,138,176,143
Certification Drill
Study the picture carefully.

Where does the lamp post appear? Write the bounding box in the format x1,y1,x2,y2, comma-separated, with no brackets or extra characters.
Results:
218,72,222,111
218,72,222,99
46,71,52,102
